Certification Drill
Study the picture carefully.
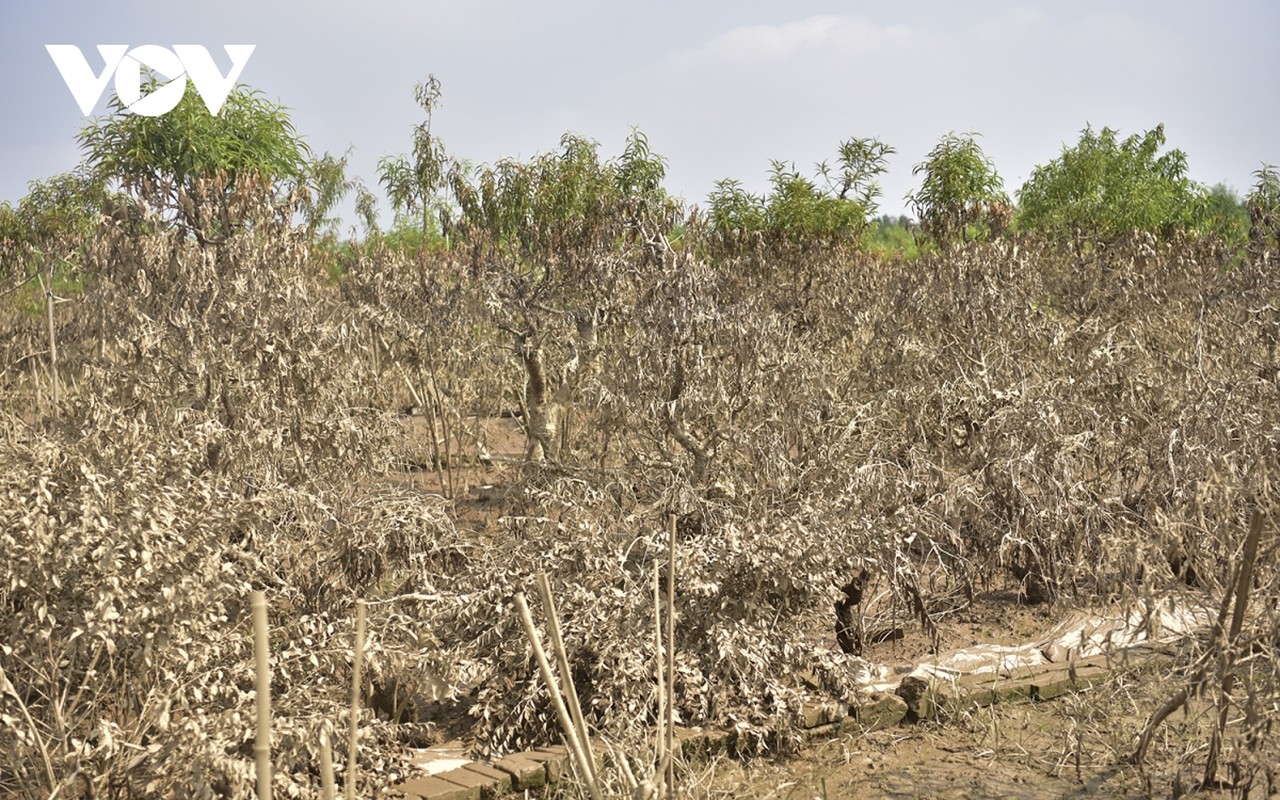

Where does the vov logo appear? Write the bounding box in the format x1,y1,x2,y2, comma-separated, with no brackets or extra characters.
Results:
46,44,256,117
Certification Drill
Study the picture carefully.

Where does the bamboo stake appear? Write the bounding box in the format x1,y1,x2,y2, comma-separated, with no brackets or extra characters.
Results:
665,515,677,797
318,728,337,800
251,590,272,800
653,565,666,794
513,592,602,800
345,600,366,800
28,352,41,419
535,572,598,785
414,371,446,496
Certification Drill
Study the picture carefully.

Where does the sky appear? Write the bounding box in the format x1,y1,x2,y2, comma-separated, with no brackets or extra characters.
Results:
2,1,1278,227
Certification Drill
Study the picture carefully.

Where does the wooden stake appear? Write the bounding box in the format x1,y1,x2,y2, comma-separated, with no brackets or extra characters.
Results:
37,270,59,407
514,592,602,800
665,515,677,797
319,728,337,800
345,600,366,800
535,573,597,784
653,565,666,793
251,590,272,800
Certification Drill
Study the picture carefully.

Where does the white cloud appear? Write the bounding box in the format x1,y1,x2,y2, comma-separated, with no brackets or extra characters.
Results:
666,14,916,70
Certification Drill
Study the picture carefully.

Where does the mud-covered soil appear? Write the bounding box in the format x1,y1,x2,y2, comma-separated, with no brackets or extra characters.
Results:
699,670,1279,800
388,415,1278,800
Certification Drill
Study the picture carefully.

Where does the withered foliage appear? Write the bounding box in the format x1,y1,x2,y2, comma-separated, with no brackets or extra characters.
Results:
1,178,1278,797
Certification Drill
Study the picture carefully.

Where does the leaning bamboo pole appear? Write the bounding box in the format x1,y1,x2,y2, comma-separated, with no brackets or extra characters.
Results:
535,572,598,785
514,592,602,800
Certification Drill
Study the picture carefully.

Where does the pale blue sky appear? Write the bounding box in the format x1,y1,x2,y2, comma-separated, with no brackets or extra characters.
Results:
3,1,1277,224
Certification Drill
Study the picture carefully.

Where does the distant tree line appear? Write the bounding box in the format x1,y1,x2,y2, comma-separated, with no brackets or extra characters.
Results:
4,78,1279,273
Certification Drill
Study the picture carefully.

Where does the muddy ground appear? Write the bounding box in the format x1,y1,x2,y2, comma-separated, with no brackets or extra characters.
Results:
698,649,1277,800
396,414,1278,800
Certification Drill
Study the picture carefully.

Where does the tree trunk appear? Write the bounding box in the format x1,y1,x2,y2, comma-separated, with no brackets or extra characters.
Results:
521,343,558,462
518,309,601,464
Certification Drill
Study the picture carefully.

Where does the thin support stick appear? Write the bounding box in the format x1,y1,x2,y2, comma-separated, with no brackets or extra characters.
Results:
251,590,272,800
535,573,598,784
665,514,677,797
345,600,366,800
514,593,602,800
319,728,337,800
654,565,666,795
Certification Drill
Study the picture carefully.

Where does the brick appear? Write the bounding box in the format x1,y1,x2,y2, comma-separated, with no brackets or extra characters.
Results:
434,766,492,798
396,774,477,800
958,671,1030,705
462,761,513,794
491,753,546,789
799,701,845,729
848,691,908,731
1029,662,1109,700
528,746,572,782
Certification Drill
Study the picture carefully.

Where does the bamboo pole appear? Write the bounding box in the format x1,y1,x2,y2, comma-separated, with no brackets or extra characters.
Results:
318,728,337,800
534,572,598,785
251,590,272,800
429,373,454,499
345,600,366,800
653,565,666,793
513,593,602,800
665,516,676,797
414,371,447,496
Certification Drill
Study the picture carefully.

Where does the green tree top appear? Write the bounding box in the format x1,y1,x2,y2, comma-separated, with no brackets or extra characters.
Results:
450,128,676,279
0,166,109,248
707,137,894,254
378,76,449,246
907,132,1009,246
1016,123,1201,243
77,78,311,245
1247,163,1280,252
